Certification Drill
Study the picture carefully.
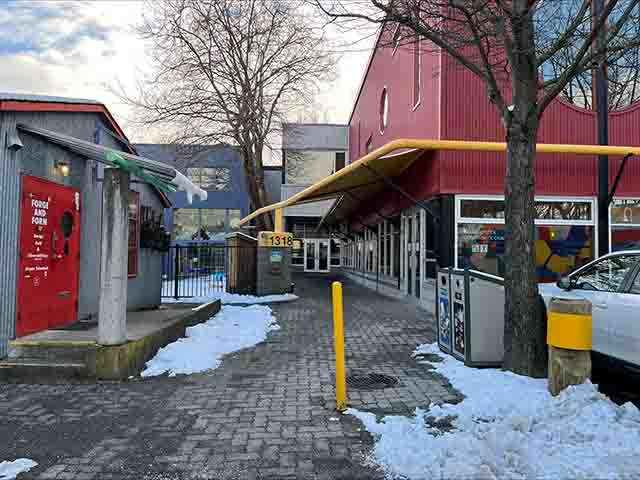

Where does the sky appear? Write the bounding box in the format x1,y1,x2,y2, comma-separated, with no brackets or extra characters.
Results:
0,0,376,145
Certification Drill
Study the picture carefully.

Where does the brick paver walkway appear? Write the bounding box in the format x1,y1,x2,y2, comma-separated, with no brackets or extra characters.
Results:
0,273,460,480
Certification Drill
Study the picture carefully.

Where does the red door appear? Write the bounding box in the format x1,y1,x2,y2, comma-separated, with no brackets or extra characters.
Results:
17,176,81,337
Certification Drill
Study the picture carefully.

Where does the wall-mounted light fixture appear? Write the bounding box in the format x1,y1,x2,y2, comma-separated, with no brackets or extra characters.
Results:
6,131,23,152
55,160,71,177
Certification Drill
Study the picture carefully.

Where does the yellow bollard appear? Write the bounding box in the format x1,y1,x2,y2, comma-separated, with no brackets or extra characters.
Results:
332,281,347,412
547,297,592,396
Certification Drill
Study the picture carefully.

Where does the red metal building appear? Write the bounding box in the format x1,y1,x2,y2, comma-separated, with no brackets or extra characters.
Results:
339,26,640,307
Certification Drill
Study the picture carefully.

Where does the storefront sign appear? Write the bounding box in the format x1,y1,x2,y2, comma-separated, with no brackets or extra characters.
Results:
258,231,293,248
270,251,283,263
24,193,51,269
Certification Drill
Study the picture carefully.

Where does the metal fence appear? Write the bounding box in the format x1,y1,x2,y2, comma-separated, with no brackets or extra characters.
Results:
161,244,257,299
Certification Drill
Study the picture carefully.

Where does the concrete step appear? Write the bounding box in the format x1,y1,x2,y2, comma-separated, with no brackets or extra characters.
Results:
8,341,97,364
0,358,89,381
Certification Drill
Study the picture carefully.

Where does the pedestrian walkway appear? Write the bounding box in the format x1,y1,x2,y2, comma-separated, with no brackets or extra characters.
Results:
0,272,460,480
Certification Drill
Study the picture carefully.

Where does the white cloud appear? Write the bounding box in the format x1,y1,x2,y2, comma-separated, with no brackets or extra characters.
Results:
0,1,375,142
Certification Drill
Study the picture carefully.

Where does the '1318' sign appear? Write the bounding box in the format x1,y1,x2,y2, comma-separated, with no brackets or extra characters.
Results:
258,232,293,248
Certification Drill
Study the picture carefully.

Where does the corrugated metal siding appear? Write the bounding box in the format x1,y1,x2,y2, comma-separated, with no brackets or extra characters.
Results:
345,41,640,231
439,60,602,196
283,124,348,150
17,113,106,321
348,25,442,163
0,113,21,357
440,57,640,197
126,184,164,310
609,102,640,196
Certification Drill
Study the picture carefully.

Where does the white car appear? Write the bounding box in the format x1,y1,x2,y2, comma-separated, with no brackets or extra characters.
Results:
539,250,640,377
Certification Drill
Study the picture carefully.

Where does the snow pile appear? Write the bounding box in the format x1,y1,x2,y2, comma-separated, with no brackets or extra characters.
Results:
162,277,297,305
141,305,280,377
171,170,207,203
348,343,640,480
163,291,298,305
0,459,37,479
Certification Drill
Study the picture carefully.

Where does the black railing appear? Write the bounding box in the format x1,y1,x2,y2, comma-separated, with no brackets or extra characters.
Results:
162,244,257,299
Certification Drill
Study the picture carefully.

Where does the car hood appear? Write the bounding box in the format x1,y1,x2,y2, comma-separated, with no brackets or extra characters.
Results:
538,282,589,307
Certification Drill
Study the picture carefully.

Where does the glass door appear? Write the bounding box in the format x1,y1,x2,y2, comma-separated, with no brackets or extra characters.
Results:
407,216,413,295
415,212,421,299
304,239,331,273
318,240,330,272
304,240,317,272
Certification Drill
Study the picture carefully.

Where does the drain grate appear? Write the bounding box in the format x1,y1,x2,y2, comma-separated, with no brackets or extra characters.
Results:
346,373,398,390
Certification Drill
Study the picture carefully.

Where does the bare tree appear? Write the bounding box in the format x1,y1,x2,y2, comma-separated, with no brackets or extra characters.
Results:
118,0,335,230
539,2,640,110
316,0,640,377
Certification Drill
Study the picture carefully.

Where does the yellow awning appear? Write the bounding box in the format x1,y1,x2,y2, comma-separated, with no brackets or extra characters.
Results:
238,138,640,228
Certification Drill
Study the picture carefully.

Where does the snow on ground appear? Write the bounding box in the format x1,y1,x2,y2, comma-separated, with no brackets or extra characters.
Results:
141,305,280,377
0,459,37,480
348,343,640,480
162,277,298,305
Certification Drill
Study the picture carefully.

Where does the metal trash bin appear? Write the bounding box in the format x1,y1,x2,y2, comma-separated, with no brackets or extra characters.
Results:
436,268,505,367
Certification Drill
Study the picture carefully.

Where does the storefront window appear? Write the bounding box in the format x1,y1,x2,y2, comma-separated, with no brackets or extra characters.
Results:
172,208,199,241
330,239,341,266
172,208,242,241
457,223,593,282
611,199,640,251
228,209,242,231
535,201,592,221
457,197,595,282
457,223,506,276
186,167,231,191
460,199,505,220
535,225,594,282
292,239,304,266
201,209,226,240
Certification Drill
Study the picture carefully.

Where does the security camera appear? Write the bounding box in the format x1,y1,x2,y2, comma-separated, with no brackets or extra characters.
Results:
6,132,23,152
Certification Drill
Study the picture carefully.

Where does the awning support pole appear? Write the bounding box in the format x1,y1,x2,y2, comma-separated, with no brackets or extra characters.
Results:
274,208,284,233
607,154,633,206
329,226,355,242
98,168,129,346
362,164,439,221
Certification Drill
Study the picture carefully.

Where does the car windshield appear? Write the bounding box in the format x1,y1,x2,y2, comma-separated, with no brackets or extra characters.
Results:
572,255,638,292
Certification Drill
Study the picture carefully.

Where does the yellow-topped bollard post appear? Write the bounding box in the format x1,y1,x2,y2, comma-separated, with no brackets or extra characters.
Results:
547,297,592,396
332,281,347,412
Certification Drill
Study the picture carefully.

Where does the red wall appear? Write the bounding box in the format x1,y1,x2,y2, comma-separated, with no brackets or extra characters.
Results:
348,33,640,214
349,26,441,159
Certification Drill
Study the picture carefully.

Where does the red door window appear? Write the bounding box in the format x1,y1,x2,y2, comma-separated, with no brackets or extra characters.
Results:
17,175,81,337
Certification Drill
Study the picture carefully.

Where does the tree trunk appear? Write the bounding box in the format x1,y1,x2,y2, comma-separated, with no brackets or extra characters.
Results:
240,146,274,232
502,1,547,378
502,122,547,378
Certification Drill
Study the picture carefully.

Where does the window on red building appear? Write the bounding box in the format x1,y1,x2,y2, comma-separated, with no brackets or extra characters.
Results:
379,87,388,133
128,191,140,277
334,152,346,173
413,36,421,109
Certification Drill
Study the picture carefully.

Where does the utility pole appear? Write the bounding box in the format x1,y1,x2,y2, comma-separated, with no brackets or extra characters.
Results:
595,0,609,257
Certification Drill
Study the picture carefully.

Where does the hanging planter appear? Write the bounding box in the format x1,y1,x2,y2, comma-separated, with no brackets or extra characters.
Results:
140,219,171,252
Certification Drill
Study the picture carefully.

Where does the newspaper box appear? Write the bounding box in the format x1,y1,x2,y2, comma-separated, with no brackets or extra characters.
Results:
436,268,504,367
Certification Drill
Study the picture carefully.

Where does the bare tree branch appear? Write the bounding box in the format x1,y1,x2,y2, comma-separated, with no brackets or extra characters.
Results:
114,0,336,229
